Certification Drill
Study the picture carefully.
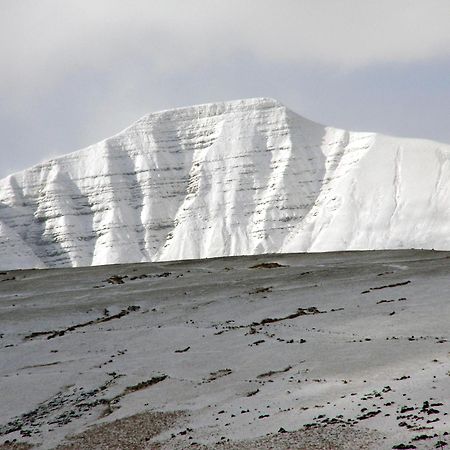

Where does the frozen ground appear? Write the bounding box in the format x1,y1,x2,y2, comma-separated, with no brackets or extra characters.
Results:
0,250,449,449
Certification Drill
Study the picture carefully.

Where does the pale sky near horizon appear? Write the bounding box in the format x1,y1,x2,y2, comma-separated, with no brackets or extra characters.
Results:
1,0,449,178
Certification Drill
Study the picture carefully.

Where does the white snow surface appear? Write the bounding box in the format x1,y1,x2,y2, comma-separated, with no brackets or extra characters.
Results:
0,250,449,449
1,97,449,269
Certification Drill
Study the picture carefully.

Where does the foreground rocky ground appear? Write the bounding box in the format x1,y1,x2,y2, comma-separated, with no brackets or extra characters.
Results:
0,250,449,449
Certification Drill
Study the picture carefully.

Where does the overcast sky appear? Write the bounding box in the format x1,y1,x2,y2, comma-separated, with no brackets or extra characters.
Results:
1,0,449,178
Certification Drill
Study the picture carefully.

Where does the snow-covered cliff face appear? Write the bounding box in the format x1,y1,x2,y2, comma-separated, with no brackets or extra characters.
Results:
1,98,449,269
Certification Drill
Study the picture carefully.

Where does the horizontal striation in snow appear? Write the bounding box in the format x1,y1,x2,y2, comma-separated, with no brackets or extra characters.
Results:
0,97,449,269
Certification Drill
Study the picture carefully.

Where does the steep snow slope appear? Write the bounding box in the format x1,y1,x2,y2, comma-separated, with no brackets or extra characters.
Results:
0,98,449,269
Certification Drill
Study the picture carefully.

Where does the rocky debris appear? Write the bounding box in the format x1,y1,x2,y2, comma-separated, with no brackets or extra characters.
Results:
105,275,126,284
390,398,448,433
356,409,381,420
411,434,434,441
86,374,169,418
174,346,190,353
0,374,121,438
245,389,259,397
177,423,382,449
156,272,171,278
0,442,33,450
128,272,172,281
0,276,16,282
399,406,415,414
249,262,286,269
123,375,167,394
249,340,265,346
24,305,140,340
130,274,148,280
257,366,292,379
248,287,272,295
216,306,324,335
377,297,408,304
55,410,183,449
361,280,411,294
275,336,306,344
250,307,323,327
206,369,232,382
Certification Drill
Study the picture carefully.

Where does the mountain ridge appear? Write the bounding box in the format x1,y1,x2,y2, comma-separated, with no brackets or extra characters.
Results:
1,98,449,269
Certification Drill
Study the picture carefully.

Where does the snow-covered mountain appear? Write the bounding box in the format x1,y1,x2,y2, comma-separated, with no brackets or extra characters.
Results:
0,98,449,269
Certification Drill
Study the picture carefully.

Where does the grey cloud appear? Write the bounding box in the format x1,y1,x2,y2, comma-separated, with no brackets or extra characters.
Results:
0,0,449,178
1,0,450,92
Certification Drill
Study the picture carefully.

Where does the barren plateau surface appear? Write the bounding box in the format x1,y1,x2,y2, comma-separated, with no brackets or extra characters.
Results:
0,250,449,449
